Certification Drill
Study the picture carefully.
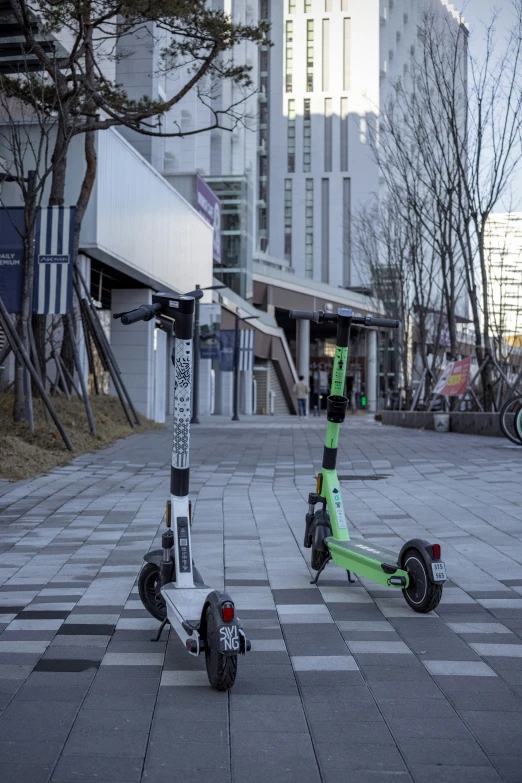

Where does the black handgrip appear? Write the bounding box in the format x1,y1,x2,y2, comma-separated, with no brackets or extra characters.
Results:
289,310,319,321
113,303,161,325
367,317,400,328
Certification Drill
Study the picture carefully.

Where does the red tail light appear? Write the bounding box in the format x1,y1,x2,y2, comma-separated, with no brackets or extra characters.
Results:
431,544,441,560
222,602,234,622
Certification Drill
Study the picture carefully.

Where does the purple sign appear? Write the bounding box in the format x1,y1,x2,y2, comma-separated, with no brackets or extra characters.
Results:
196,175,221,264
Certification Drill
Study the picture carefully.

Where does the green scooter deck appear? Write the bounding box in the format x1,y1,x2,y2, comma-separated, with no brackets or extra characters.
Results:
326,537,409,587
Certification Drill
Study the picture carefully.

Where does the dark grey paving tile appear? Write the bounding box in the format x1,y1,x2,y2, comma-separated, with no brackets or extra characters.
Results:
408,764,502,783
489,753,522,783
0,739,63,766
0,700,79,742
63,728,148,758
232,758,321,783
315,740,408,772
398,737,490,767
14,685,88,703
0,763,52,783
52,754,143,783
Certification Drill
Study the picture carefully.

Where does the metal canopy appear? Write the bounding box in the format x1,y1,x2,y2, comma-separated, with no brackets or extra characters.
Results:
0,1,69,75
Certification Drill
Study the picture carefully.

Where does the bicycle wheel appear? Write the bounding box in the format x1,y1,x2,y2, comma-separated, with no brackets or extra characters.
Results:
500,395,522,445
516,405,522,443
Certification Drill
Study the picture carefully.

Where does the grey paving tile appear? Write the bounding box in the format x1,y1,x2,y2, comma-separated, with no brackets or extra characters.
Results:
0,739,63,766
315,740,408,772
398,737,490,766
489,753,522,783
0,763,53,783
231,758,321,783
408,764,502,783
51,755,143,783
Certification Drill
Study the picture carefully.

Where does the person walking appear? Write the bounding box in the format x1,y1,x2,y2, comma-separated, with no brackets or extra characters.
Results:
294,375,309,418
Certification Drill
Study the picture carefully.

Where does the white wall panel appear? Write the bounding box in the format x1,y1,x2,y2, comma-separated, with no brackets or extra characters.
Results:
81,128,213,296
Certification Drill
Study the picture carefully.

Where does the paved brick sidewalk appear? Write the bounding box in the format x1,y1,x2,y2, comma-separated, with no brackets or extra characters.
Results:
1,416,522,782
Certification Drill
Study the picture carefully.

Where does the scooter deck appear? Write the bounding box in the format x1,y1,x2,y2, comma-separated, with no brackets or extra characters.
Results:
162,585,211,624
326,537,408,587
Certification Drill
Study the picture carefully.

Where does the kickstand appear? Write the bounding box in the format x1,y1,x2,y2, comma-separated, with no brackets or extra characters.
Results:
151,618,170,642
347,570,357,583
310,555,332,585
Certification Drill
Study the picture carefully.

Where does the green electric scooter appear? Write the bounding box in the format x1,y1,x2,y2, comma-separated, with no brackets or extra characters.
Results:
290,307,446,613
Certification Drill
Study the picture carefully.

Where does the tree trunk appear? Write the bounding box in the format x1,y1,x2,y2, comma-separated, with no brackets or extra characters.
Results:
60,127,98,392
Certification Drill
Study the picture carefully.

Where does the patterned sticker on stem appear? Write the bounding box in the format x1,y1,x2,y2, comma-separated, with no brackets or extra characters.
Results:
172,339,192,469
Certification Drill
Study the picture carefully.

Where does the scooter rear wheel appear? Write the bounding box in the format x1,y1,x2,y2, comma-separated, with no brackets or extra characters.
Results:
401,548,442,613
138,563,167,622
204,603,237,691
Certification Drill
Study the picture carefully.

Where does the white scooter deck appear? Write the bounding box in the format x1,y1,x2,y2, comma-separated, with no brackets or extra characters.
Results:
162,584,210,651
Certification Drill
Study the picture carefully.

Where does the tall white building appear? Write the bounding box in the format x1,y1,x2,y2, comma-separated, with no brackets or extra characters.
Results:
260,0,464,289
485,213,522,344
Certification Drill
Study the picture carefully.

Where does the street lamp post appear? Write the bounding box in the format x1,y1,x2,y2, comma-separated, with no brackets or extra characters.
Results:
232,313,259,422
191,284,226,425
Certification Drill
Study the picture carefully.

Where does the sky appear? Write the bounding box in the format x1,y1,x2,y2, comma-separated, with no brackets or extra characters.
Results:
458,1,522,210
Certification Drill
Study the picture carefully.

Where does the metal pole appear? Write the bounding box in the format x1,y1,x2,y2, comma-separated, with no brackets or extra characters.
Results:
232,312,240,421
191,284,201,424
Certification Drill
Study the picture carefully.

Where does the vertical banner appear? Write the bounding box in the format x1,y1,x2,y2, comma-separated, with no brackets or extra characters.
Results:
199,303,221,359
0,208,25,314
196,175,221,264
220,329,235,372
33,206,75,315
239,328,255,371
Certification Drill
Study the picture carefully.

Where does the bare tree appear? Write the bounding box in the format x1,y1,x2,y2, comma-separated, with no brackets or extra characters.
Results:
367,3,522,408
2,0,268,395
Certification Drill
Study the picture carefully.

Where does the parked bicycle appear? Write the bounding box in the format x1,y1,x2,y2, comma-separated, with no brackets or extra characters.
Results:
500,394,522,445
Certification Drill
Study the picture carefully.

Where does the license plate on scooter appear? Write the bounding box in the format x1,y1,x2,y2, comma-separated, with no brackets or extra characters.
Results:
431,561,447,582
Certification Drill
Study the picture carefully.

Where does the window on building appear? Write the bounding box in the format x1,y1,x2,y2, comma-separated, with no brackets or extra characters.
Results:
340,96,348,171
287,99,296,173
260,0,269,19
288,0,296,11
284,179,293,262
343,18,351,90
321,179,329,283
306,20,314,92
324,98,332,172
286,21,294,93
322,19,330,91
305,0,312,10
305,179,314,278
343,178,351,286
303,98,311,172
341,0,349,10
325,0,333,10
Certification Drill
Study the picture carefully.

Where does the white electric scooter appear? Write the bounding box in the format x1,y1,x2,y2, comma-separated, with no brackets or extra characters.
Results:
113,290,250,690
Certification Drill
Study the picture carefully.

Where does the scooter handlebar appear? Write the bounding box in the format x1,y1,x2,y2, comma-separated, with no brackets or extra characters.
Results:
113,303,162,325
289,309,400,328
355,316,400,329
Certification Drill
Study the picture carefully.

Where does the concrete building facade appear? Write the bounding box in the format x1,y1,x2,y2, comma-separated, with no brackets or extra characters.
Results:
260,0,464,290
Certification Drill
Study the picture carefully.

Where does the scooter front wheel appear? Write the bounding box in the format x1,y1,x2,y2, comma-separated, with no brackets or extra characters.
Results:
204,603,237,691
401,548,442,613
138,563,167,622
311,547,329,571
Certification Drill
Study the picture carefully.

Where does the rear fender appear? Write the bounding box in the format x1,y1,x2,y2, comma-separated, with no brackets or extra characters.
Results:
400,539,442,585
199,590,246,655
